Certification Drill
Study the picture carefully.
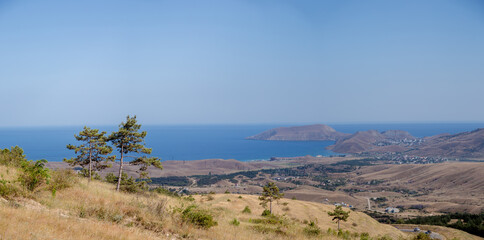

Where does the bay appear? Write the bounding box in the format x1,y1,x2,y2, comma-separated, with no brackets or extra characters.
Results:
0,123,482,162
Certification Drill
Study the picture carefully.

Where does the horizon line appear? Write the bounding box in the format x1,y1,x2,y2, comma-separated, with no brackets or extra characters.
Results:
1,121,484,128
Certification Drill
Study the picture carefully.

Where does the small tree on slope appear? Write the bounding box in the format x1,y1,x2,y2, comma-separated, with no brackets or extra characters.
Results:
259,182,284,214
328,205,350,231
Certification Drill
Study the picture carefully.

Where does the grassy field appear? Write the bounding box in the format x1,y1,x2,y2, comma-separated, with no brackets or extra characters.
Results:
0,164,480,240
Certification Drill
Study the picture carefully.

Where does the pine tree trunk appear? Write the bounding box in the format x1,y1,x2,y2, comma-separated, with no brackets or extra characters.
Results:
116,146,124,191
270,200,272,213
337,220,340,231
88,142,92,183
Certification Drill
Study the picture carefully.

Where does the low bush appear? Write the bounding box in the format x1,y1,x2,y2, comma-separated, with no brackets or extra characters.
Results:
18,159,50,192
360,232,370,240
242,206,251,214
250,214,286,226
105,172,141,193
251,225,287,235
0,146,27,167
183,195,195,201
152,186,179,197
412,233,431,240
78,168,101,180
48,169,77,193
181,205,217,229
261,209,272,217
105,173,118,184
303,221,321,236
0,178,20,198
230,218,240,226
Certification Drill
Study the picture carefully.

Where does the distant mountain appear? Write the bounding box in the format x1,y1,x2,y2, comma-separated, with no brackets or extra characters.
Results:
326,130,417,154
246,124,350,141
406,128,484,158
328,128,484,158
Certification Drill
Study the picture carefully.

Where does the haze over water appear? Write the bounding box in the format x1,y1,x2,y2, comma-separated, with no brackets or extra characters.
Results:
0,123,482,162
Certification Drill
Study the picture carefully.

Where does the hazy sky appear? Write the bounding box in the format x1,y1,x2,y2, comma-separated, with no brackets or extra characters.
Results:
1,0,483,126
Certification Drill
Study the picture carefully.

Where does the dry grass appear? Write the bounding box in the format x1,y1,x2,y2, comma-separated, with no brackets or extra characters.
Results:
0,165,478,240
0,206,163,240
191,194,407,240
393,224,484,240
0,165,19,181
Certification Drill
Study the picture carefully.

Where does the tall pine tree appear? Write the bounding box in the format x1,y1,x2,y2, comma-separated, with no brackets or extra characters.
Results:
64,127,115,182
108,115,162,191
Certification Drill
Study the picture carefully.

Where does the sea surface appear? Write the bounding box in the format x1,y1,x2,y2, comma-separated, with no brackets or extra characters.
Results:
0,123,482,162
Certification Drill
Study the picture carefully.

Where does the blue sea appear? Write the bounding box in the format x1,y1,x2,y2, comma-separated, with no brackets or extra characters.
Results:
0,123,482,162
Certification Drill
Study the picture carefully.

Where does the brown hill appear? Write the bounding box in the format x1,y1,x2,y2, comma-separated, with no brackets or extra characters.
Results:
327,130,416,154
382,130,416,141
407,128,484,158
351,162,484,213
327,128,484,158
246,124,350,141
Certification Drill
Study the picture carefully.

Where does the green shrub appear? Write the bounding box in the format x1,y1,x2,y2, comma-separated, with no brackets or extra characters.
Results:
242,206,251,214
250,217,283,225
105,172,141,193
184,195,195,201
181,205,217,229
153,186,179,197
224,189,230,194
261,209,272,217
0,146,27,167
377,235,393,240
251,225,287,235
49,169,77,192
338,230,351,239
238,195,243,199
412,233,431,240
0,178,20,198
360,232,370,240
79,168,101,180
230,218,240,226
303,221,321,236
18,159,50,192
105,173,118,183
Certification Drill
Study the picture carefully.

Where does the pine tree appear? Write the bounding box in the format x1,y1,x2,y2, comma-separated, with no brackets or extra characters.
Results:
259,182,284,214
327,205,350,230
131,155,162,190
64,127,115,182
108,115,162,191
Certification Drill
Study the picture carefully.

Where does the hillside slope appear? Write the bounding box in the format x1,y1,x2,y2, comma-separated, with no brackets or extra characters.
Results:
407,128,484,158
327,130,417,154
351,162,484,213
0,164,414,240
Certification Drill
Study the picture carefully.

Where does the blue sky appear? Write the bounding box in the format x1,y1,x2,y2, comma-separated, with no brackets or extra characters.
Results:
1,0,483,126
